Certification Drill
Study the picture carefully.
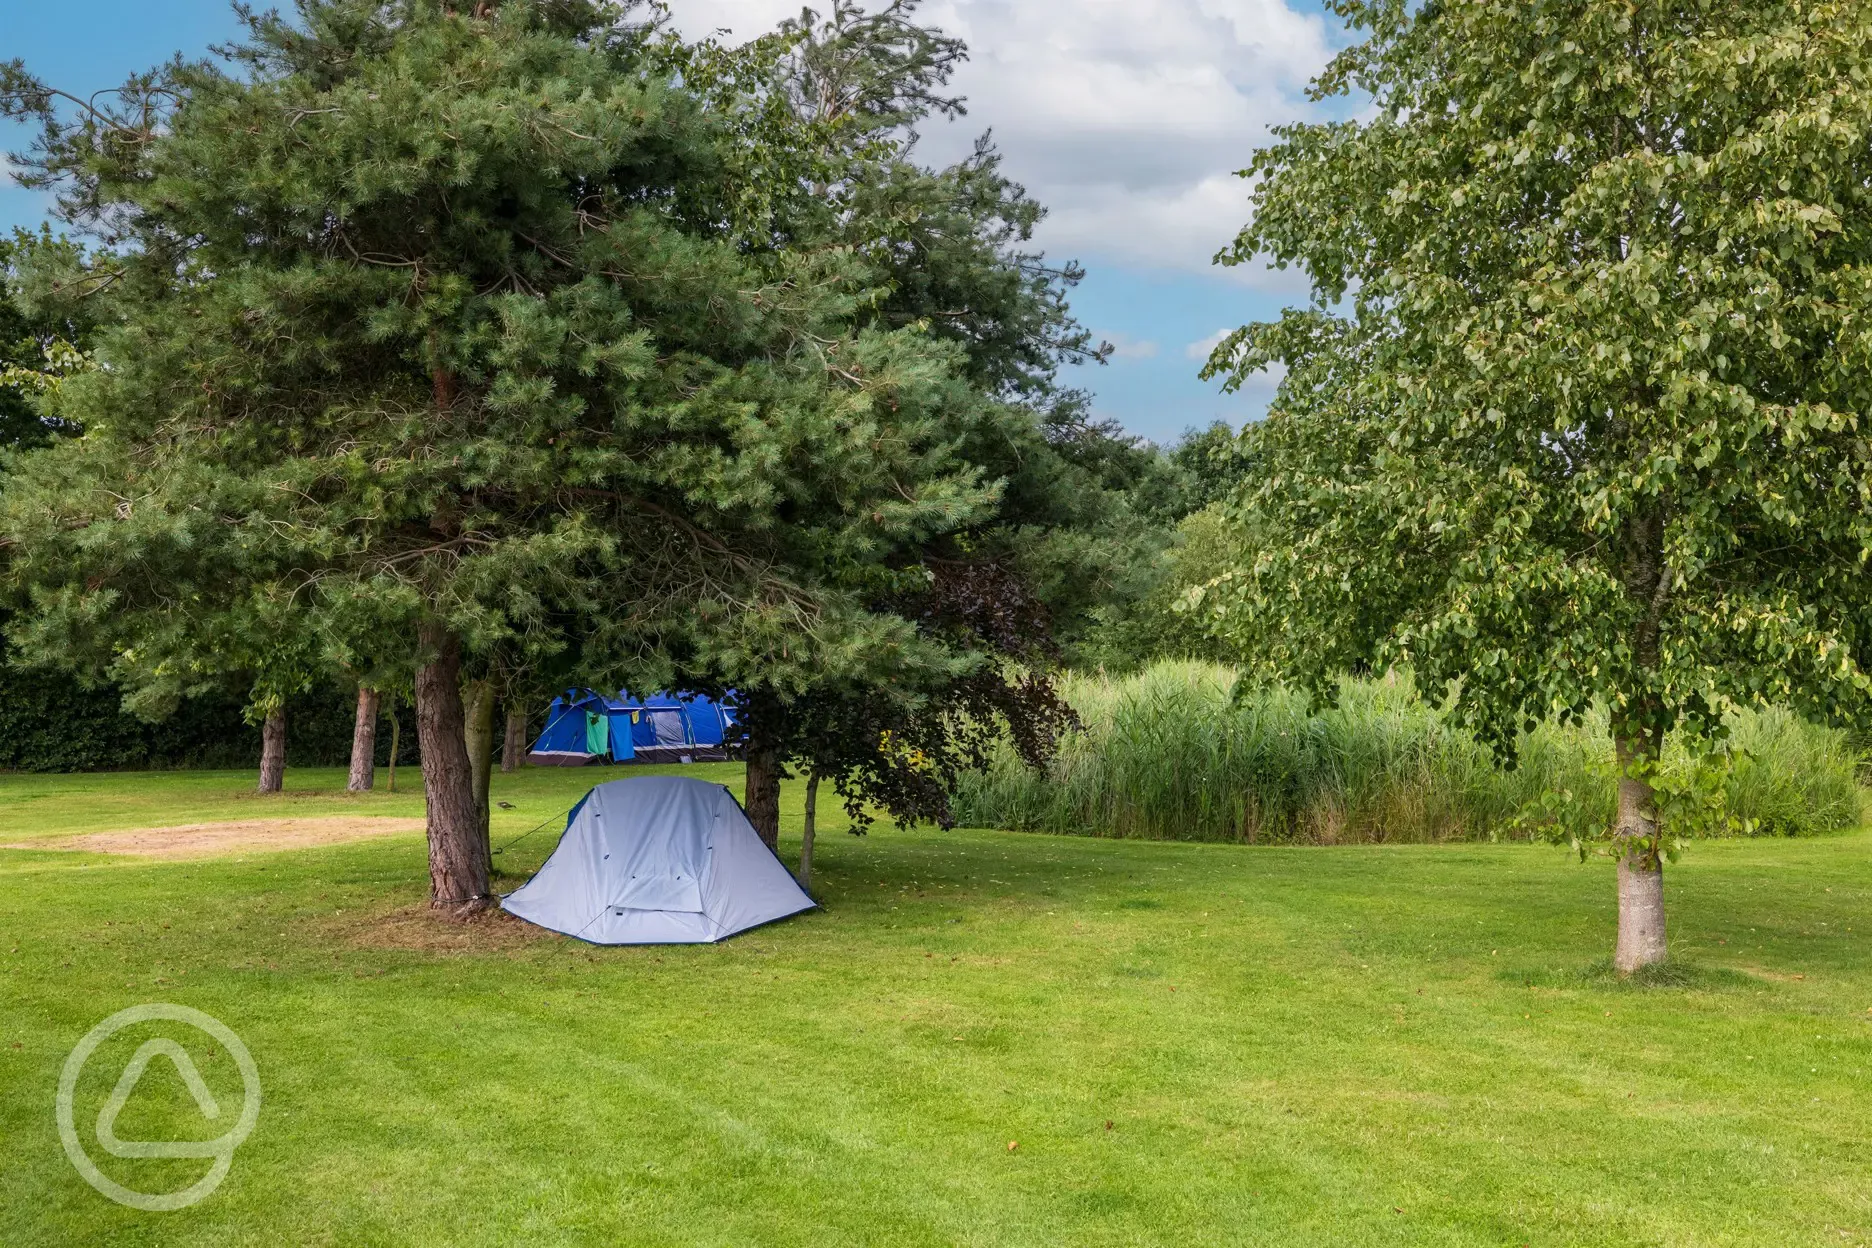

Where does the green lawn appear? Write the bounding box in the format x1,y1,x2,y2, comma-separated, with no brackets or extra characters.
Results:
2,765,1869,1246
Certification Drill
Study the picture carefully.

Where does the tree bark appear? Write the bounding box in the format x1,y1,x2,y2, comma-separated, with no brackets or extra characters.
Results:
416,624,490,911
743,694,782,851
386,703,401,794
347,687,380,792
257,706,286,794
1612,734,1667,972
501,706,527,773
799,770,819,889
1609,504,1672,973
464,679,496,853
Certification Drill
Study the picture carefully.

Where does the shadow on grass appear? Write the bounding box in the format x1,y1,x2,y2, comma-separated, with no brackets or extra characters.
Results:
1499,959,1761,992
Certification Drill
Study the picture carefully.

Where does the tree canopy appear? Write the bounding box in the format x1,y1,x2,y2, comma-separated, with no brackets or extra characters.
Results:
0,0,1098,904
0,230,92,452
1200,0,1872,969
633,0,1143,836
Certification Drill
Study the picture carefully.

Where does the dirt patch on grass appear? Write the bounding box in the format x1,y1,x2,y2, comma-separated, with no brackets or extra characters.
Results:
334,897,561,955
2,817,426,859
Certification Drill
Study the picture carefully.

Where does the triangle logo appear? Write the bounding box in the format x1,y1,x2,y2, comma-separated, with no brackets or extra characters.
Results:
95,1039,226,1160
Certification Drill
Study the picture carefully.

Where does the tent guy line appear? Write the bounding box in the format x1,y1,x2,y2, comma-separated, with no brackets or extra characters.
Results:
491,805,578,861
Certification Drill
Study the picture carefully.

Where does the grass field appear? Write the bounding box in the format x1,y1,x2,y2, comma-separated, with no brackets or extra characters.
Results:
2,765,1871,1246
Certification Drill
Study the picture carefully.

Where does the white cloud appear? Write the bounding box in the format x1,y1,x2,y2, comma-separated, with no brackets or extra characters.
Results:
1186,327,1233,361
1234,359,1287,401
1102,330,1160,361
669,0,1337,281
675,0,799,39
1187,327,1283,399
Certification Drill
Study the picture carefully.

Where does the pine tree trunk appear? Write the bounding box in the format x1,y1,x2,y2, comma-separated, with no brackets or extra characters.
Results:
799,770,819,888
501,707,526,773
1612,734,1667,973
743,695,782,851
416,624,490,911
347,687,380,792
464,679,496,853
257,706,286,794
386,705,401,794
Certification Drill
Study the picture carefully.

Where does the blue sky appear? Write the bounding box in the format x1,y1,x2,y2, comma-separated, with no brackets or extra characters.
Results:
1,0,1339,444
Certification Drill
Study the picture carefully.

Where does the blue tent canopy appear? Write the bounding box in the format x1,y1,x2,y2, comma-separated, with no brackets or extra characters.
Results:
528,690,635,766
527,689,740,767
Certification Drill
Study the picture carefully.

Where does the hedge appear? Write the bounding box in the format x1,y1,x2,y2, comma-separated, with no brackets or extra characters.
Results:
0,645,420,773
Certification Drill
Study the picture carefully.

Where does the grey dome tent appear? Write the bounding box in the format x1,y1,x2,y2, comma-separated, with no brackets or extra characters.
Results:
502,776,815,944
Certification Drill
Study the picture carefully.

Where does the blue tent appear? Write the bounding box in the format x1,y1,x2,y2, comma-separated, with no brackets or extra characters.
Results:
527,690,634,766
620,690,737,755
527,689,739,767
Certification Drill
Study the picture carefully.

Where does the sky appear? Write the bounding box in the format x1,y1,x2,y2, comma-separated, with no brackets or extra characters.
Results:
0,0,1345,444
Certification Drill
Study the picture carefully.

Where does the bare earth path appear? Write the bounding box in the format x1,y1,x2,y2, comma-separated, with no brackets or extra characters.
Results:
0,816,426,858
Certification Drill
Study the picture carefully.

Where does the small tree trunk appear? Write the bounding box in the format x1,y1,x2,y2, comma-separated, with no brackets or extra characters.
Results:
386,704,401,794
416,624,490,911
799,770,819,888
257,707,286,794
464,679,496,853
501,707,526,773
347,687,380,792
743,694,782,851
1612,735,1667,973
1616,854,1667,972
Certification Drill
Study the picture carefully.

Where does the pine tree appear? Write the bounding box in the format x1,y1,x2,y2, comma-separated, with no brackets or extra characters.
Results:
0,0,1011,909
663,1,1135,839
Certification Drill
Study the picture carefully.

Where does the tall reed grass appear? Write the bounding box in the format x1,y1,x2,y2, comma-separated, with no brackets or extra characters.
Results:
950,663,1865,844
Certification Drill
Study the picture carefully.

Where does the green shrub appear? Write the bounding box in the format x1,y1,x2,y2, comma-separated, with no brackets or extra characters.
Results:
951,663,1865,843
